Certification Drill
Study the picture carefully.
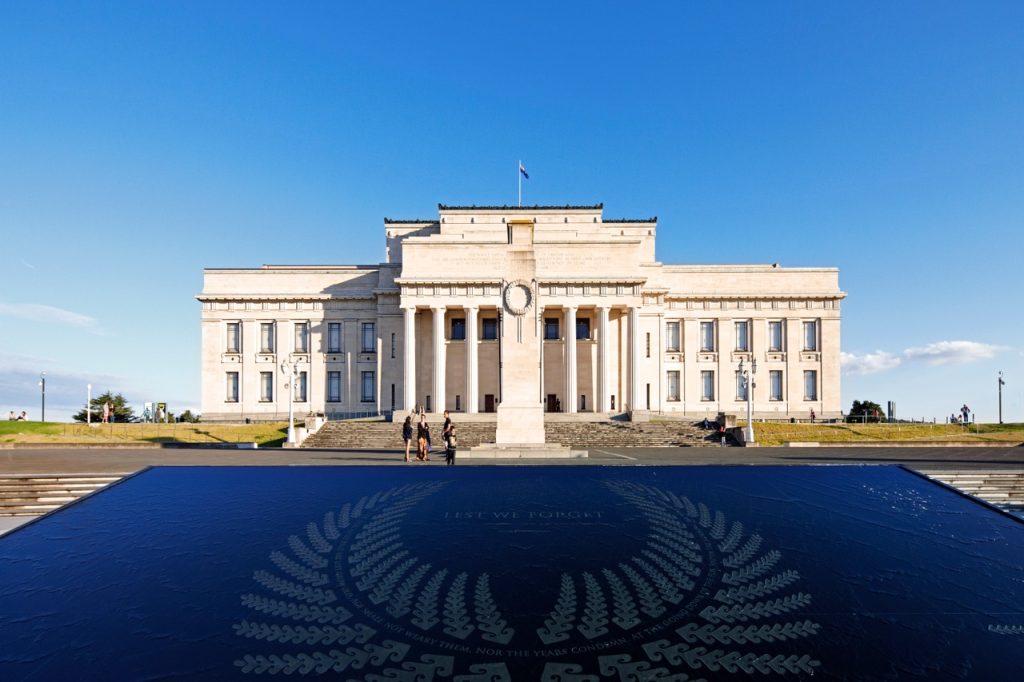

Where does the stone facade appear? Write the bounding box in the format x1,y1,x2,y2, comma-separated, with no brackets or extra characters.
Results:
198,204,845,422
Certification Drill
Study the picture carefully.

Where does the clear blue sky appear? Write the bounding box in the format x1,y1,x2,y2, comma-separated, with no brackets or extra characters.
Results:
1,1,1021,422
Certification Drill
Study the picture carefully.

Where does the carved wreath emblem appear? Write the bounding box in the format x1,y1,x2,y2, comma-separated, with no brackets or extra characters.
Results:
232,480,822,679
502,281,533,317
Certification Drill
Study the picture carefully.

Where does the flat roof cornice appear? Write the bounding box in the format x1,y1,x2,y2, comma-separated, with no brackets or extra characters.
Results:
438,203,603,212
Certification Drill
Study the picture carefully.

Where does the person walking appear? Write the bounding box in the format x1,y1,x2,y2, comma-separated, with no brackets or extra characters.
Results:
445,425,457,465
402,415,413,463
101,401,111,424
442,410,453,449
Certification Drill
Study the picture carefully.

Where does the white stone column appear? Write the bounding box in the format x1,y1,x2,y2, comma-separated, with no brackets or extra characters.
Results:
564,305,577,413
432,305,446,413
466,306,479,413
629,306,641,412
597,306,609,412
402,306,416,412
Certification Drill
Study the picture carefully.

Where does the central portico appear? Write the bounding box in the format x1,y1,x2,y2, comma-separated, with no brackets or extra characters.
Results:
395,205,650,429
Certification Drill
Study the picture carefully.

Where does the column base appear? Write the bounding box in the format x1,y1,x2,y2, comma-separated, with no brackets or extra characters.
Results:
495,403,546,444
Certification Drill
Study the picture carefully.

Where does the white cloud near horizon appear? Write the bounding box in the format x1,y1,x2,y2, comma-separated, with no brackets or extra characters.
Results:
840,351,903,376
904,340,1005,366
842,340,1007,376
0,301,104,334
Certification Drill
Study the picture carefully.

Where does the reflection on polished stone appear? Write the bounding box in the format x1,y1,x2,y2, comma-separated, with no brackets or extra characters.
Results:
1,466,1023,680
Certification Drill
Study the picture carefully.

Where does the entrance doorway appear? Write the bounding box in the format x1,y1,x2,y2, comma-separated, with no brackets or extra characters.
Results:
546,394,558,413
484,394,495,413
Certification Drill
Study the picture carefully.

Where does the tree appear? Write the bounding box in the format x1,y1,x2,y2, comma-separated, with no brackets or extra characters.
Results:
178,410,200,423
73,391,136,423
847,400,886,423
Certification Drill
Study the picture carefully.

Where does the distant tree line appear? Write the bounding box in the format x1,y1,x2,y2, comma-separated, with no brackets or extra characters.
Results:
73,392,200,423
847,400,886,423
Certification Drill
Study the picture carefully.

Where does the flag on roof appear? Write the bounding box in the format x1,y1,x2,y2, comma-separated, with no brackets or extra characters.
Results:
519,163,529,179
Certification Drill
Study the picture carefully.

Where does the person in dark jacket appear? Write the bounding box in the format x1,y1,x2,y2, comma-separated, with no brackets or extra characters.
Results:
445,425,457,465
402,415,413,462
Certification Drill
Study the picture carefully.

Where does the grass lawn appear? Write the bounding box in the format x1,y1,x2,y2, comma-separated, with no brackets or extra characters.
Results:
743,421,1024,446
0,421,289,447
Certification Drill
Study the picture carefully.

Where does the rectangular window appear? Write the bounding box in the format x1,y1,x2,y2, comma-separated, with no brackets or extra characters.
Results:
701,370,715,401
700,321,716,352
260,372,273,402
580,394,586,411
482,318,498,340
225,372,239,402
294,322,309,353
260,322,275,353
804,370,818,400
770,370,783,401
455,395,462,412
226,322,241,353
665,322,680,352
666,371,680,401
362,323,376,353
327,371,342,402
769,321,784,352
646,332,651,358
328,322,342,353
391,333,396,359
735,371,748,401
735,320,749,352
451,319,466,341
803,320,818,351
576,318,591,340
294,371,307,402
544,318,560,340
361,371,375,402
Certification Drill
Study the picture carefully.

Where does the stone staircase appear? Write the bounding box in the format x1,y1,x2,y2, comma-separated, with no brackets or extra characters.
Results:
925,470,1024,512
302,419,715,449
0,474,126,517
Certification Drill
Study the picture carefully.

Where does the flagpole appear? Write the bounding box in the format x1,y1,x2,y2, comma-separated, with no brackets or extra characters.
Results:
518,159,521,207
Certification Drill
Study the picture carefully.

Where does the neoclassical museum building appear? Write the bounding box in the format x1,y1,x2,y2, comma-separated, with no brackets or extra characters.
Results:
198,204,844,422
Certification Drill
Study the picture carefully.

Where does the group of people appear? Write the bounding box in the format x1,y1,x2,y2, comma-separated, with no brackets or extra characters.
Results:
402,410,457,465
6,411,28,421
950,404,971,425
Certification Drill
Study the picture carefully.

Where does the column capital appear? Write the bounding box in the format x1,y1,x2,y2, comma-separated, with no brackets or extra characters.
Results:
430,304,446,312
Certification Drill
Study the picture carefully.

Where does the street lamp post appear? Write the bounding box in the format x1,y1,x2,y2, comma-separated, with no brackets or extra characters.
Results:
738,358,757,444
39,372,46,423
998,371,1005,425
281,360,297,445
87,384,92,425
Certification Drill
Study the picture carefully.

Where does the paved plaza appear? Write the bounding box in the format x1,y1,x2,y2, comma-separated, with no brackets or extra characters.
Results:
1,444,1021,475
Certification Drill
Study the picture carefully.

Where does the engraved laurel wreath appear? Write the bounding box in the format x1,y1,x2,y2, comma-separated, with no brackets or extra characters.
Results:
232,480,824,680
502,281,533,317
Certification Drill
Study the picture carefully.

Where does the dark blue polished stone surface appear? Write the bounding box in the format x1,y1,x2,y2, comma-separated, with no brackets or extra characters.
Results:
1,465,1023,680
